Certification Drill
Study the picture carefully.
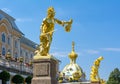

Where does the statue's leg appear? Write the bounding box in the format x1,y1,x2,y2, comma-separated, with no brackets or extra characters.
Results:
39,35,49,56
46,34,53,54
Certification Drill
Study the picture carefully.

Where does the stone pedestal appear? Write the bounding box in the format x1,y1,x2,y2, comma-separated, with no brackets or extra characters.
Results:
32,57,59,84
91,81,101,84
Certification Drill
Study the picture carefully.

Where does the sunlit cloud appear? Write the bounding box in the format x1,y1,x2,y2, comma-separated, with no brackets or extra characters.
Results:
102,48,120,52
51,52,68,58
16,18,33,22
85,50,100,54
75,52,83,57
1,8,11,13
51,50,83,58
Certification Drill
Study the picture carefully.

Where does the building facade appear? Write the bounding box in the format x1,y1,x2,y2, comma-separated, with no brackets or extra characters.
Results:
0,9,37,83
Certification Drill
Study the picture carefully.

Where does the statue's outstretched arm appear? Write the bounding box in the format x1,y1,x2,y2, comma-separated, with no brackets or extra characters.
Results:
54,18,64,26
54,18,73,32
54,18,73,26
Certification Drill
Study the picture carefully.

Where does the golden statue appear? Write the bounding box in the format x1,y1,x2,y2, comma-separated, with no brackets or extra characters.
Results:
90,56,105,84
37,7,72,56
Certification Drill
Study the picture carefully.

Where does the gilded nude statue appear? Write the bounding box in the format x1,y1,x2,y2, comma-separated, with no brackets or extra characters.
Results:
36,7,73,56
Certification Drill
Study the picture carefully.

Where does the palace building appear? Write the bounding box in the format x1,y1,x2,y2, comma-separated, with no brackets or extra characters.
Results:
0,9,37,83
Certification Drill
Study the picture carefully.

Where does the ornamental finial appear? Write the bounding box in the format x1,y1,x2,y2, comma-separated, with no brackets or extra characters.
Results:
72,41,75,51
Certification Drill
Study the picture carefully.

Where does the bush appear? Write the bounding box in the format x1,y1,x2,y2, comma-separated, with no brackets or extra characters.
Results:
25,76,32,84
12,74,24,84
0,70,10,84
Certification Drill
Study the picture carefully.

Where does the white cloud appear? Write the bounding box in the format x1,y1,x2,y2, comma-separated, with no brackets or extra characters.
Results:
1,8,11,12
51,50,83,58
77,52,83,56
102,48,120,52
16,18,33,22
86,50,100,54
51,52,68,58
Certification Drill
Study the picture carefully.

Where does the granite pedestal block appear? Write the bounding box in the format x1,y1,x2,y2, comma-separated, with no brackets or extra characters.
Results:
32,58,58,84
91,81,101,84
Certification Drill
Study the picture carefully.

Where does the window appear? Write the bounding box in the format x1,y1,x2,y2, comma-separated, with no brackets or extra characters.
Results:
2,47,6,56
8,37,10,45
2,33,5,43
15,53,18,58
31,54,33,59
20,49,22,55
26,52,28,57
8,49,11,53
14,53,18,61
15,40,17,48
25,57,28,63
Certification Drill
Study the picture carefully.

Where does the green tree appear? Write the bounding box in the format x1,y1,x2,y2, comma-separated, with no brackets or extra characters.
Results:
0,70,10,84
107,68,120,84
25,76,32,84
12,74,24,84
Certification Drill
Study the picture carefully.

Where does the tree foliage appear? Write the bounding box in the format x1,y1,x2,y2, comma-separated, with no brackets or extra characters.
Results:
12,74,24,84
0,70,10,84
25,76,32,84
107,68,120,84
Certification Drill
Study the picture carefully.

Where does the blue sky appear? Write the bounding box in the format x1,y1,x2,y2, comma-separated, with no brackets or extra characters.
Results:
1,0,120,80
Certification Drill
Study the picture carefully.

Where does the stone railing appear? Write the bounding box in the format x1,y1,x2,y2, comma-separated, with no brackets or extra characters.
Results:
0,57,33,75
59,82,90,84
59,81,101,84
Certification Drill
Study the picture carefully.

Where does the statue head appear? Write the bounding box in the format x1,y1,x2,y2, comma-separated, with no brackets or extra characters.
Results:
97,56,104,61
94,56,103,67
47,7,55,18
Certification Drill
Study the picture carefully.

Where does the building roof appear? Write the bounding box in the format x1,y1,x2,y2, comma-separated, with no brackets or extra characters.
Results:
20,36,38,49
61,42,85,81
0,9,38,49
0,9,24,35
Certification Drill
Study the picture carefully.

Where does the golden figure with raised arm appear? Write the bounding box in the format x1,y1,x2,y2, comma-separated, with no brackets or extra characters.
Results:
90,56,105,84
38,7,73,56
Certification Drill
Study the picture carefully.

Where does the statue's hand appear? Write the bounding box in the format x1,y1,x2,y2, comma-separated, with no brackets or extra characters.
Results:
64,19,73,32
65,24,71,32
69,19,73,24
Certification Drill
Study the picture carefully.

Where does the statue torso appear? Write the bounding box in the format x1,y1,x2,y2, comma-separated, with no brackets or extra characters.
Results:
42,18,55,33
